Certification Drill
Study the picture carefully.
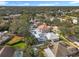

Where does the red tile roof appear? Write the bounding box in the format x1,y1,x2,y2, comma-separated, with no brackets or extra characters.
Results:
37,23,50,31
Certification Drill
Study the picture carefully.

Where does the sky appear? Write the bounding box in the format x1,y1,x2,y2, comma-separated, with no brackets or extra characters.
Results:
0,1,79,6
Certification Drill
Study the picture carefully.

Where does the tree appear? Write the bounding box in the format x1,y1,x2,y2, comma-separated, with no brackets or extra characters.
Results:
17,14,31,36
38,48,45,57
9,18,20,33
23,45,34,57
52,18,61,26
9,14,30,36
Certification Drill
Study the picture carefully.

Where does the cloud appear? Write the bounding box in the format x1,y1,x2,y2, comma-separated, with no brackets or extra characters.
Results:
8,2,30,6
15,3,30,6
70,1,79,4
38,4,55,6
38,2,58,6
22,3,30,6
0,1,8,5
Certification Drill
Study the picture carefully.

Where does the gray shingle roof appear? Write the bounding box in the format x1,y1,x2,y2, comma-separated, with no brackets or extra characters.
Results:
0,46,15,57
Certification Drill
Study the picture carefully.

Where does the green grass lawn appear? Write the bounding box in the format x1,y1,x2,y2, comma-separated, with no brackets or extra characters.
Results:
12,42,26,49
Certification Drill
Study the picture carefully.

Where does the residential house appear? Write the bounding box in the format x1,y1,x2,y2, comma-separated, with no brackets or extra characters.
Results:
50,17,55,22
45,32,59,42
9,14,21,19
74,9,79,12
58,18,66,22
31,23,59,42
0,31,12,45
31,29,46,42
13,49,23,57
71,17,78,24
3,16,11,20
67,46,79,56
44,47,55,57
43,41,79,57
31,23,51,42
0,45,23,57
74,42,79,50
52,26,60,35
51,41,79,57
52,26,59,32
37,23,51,32
9,14,21,18
0,46,15,57
72,19,78,24
52,42,68,57
0,35,10,44
68,35,79,42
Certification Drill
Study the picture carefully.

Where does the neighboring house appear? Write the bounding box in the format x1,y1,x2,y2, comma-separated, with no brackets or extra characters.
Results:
13,50,23,57
71,17,78,24
67,46,79,56
74,42,79,50
52,26,60,34
0,32,4,37
72,19,78,24
0,31,12,45
52,42,68,57
9,14,21,18
50,17,54,22
45,32,59,42
59,18,66,22
9,14,21,20
3,16,11,20
51,41,79,57
43,41,78,57
33,48,38,56
0,46,23,57
44,47,55,57
68,35,79,42
0,46,15,57
75,9,79,12
43,41,68,57
0,35,10,45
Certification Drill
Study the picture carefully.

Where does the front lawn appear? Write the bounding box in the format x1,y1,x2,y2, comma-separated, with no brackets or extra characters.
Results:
12,42,26,49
